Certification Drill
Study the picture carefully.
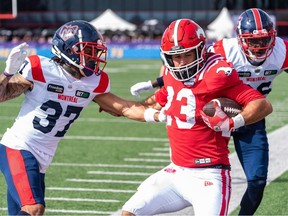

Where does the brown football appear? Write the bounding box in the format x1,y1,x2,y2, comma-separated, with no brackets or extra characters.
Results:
203,98,242,118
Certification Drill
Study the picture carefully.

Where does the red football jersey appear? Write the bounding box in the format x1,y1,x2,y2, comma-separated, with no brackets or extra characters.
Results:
155,53,264,167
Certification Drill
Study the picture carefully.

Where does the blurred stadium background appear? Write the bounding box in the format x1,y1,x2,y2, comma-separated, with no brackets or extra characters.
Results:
1,0,288,60
0,0,288,215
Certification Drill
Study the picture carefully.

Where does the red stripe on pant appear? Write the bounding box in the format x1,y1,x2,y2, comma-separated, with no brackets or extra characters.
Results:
220,169,231,215
6,148,36,205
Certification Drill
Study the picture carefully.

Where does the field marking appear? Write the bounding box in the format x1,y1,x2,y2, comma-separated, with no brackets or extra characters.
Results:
0,134,168,142
45,197,119,203
63,135,168,142
46,187,135,193
87,171,153,176
152,147,170,151
124,158,170,163
66,179,142,184
139,152,169,157
0,208,115,215
46,209,115,215
51,162,164,169
0,115,158,123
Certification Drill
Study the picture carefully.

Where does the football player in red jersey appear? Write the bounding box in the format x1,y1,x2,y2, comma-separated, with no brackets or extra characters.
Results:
121,18,272,216
129,8,287,215
0,20,163,216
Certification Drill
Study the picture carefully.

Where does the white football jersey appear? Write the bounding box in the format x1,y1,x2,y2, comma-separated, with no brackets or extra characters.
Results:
1,55,110,172
210,37,288,96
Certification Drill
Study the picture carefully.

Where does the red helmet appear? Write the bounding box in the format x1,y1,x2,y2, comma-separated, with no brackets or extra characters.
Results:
236,8,276,65
160,19,206,81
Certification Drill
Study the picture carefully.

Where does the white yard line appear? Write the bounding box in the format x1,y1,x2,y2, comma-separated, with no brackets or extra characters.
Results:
45,197,120,203
124,158,170,162
138,152,169,157
66,178,142,184
0,207,115,215
46,187,135,193
51,162,163,169
87,171,153,176
63,135,168,142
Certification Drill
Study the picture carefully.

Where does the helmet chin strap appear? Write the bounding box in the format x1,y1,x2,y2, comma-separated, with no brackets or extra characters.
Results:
247,56,265,66
62,64,82,79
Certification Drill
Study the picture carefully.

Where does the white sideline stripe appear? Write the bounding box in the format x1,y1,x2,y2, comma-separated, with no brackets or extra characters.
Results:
139,152,169,157
66,178,142,184
124,158,170,162
63,135,168,142
46,187,135,193
45,197,119,203
87,171,153,176
51,162,163,169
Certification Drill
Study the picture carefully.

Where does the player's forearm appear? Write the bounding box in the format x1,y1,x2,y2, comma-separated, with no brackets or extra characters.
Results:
0,73,10,99
241,98,273,125
0,73,31,102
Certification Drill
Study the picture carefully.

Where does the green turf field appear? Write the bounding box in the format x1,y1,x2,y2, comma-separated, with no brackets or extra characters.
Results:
0,59,287,215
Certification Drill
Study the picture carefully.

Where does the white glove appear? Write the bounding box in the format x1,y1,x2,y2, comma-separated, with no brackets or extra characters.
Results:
130,80,153,98
4,42,29,76
158,108,167,122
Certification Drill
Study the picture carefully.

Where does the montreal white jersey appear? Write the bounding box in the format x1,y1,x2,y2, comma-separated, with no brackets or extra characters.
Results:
0,55,110,172
210,37,288,96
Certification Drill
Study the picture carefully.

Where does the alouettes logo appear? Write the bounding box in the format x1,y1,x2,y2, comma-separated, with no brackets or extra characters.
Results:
59,24,79,41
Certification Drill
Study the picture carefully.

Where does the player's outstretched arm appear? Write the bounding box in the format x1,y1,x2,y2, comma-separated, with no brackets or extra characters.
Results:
94,92,166,122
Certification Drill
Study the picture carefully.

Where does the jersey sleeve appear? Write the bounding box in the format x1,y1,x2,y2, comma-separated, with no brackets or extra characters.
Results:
18,55,37,82
281,40,288,70
93,71,110,94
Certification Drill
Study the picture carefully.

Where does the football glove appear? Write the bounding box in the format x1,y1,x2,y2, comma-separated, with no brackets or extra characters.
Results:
200,101,244,132
130,80,153,98
4,42,29,76
158,108,167,122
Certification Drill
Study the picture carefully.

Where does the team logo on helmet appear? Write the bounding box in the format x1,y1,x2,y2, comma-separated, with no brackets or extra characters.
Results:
196,27,205,39
59,24,79,41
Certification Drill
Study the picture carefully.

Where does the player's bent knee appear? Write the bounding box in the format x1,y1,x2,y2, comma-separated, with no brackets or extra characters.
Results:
248,179,266,190
21,204,45,216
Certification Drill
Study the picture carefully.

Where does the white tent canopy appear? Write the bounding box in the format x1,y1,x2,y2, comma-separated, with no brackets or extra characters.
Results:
89,9,136,31
206,7,234,41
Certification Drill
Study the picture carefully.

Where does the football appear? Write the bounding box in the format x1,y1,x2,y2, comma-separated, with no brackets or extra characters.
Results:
203,98,242,117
